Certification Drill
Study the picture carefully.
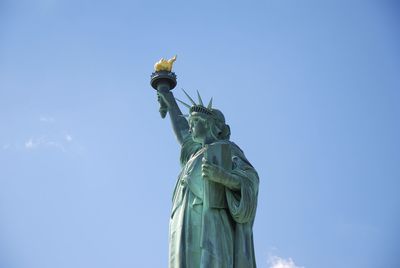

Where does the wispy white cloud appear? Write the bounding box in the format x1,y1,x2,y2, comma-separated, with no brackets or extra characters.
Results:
24,137,65,152
268,255,304,268
25,138,40,149
39,116,55,123
3,116,82,154
65,134,73,142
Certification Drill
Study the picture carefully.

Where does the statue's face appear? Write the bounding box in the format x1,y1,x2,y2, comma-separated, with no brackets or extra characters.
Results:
189,115,209,144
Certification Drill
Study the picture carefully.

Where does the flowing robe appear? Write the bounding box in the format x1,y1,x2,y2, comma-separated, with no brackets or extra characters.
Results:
169,136,259,268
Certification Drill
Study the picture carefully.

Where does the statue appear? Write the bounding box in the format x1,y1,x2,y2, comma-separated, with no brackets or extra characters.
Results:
151,56,259,267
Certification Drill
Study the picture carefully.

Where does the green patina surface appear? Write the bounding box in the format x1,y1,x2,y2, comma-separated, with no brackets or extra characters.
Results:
152,69,259,268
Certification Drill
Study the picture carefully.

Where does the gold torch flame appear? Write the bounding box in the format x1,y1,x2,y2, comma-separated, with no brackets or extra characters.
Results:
154,55,177,72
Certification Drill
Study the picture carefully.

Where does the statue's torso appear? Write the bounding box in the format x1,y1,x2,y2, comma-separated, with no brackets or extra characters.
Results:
169,141,236,268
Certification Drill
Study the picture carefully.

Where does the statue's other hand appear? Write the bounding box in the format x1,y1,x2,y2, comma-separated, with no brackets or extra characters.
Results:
201,157,226,183
202,157,241,190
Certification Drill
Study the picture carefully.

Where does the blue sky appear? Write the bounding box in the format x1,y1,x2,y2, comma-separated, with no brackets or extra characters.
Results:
1,0,399,267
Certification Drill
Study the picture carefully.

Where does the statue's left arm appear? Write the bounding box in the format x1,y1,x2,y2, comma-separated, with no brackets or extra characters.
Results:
202,152,259,224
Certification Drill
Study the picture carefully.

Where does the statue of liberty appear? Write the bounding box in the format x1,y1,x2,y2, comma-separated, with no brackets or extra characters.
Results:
151,56,259,268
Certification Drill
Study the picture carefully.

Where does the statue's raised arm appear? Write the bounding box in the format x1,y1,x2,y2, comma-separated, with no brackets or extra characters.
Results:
150,55,189,145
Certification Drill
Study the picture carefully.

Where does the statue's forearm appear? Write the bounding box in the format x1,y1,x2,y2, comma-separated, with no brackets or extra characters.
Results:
162,92,190,145
216,170,241,191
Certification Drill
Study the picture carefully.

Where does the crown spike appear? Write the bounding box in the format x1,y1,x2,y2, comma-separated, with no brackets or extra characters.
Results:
181,88,196,105
175,98,191,109
196,90,204,106
207,97,213,109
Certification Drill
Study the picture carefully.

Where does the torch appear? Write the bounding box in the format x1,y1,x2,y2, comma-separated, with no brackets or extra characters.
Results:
150,55,177,118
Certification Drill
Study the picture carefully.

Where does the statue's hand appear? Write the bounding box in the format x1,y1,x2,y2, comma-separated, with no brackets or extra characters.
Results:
202,157,241,190
201,157,225,181
157,90,174,108
157,90,174,118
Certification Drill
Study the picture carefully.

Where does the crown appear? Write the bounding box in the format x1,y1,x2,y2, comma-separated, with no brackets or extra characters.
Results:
190,105,213,115
175,89,214,118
